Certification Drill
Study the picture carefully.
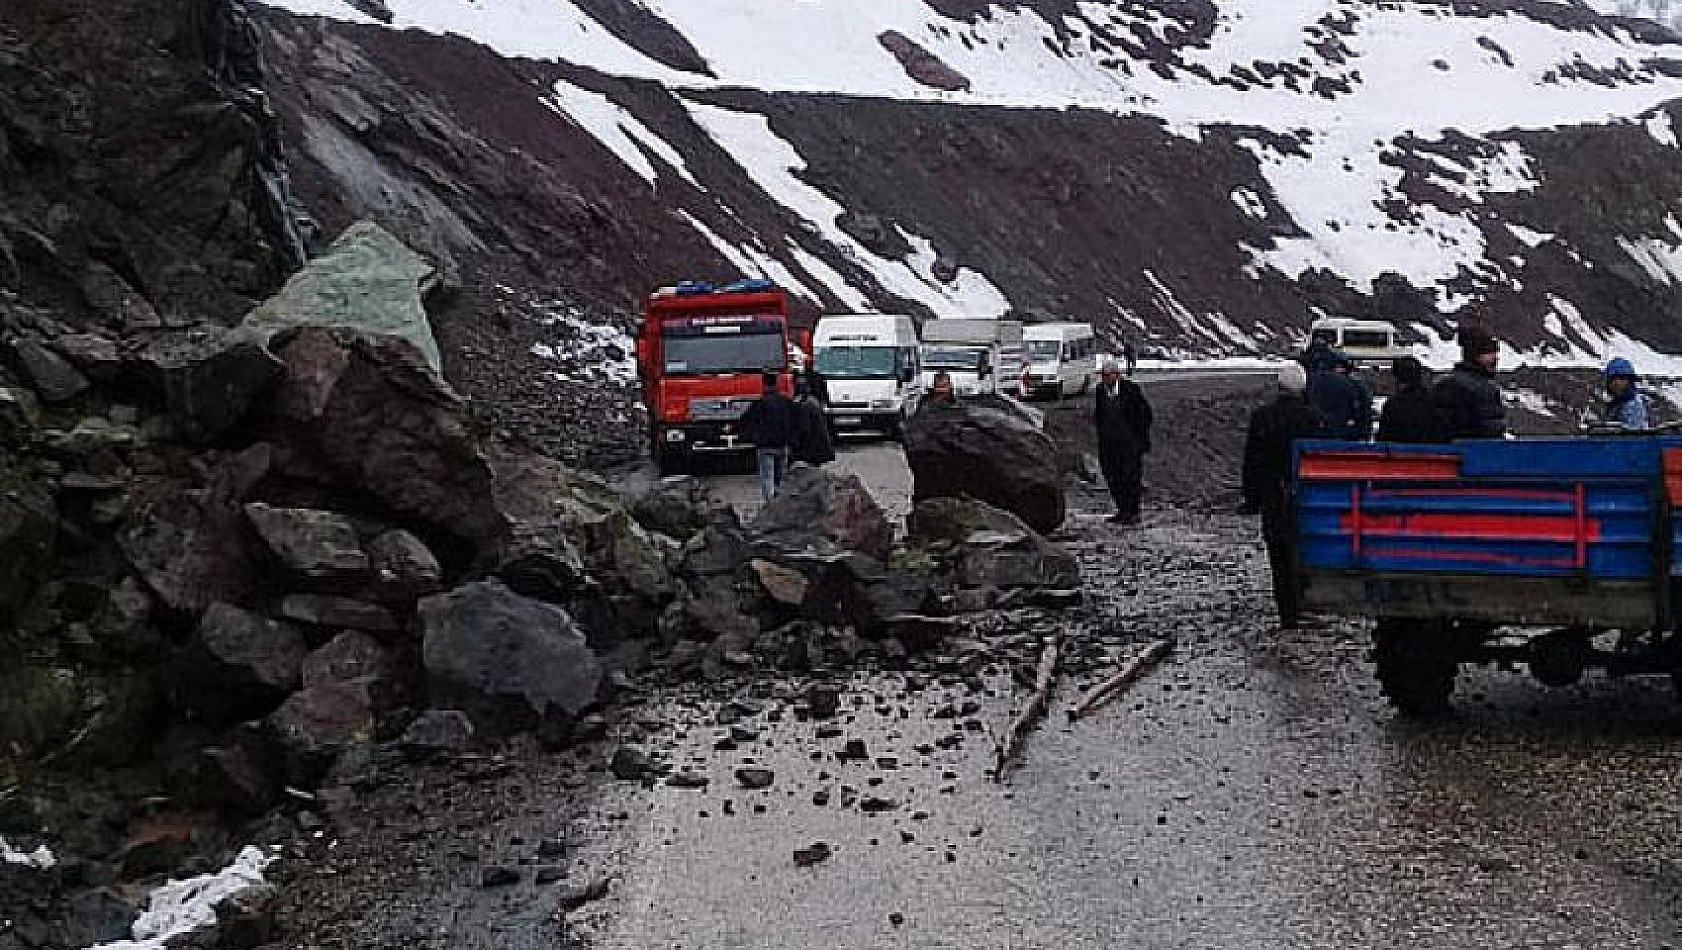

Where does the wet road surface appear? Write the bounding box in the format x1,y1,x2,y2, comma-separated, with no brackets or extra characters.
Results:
277,427,1682,950
575,441,1682,949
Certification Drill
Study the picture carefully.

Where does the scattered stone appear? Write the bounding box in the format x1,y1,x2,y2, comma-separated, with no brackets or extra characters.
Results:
398,710,475,760
265,679,376,785
480,865,520,888
535,866,565,885
301,631,394,690
610,747,657,782
129,327,282,439
168,603,307,721
366,528,443,598
6,336,90,403
839,739,869,762
805,684,842,720
735,768,776,790
793,842,832,867
667,771,710,789
859,796,898,813
555,877,611,911
749,558,809,607
536,837,566,860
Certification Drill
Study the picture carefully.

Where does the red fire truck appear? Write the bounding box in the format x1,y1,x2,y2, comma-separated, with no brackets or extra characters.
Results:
636,280,807,474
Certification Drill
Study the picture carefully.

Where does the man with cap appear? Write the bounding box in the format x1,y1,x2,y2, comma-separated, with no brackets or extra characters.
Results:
1093,358,1153,524
1603,358,1651,430
1431,325,1505,439
1242,362,1325,628
737,370,798,500
1376,356,1442,443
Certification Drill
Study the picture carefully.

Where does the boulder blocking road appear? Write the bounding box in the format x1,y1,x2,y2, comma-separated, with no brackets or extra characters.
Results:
273,383,1682,950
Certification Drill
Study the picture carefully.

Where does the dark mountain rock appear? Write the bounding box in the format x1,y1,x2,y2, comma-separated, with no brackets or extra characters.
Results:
365,528,443,599
751,464,892,559
4,336,89,403
129,328,283,441
878,30,971,92
277,594,398,632
265,678,377,785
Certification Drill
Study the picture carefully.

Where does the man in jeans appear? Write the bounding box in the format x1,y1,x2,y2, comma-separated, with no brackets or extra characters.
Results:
738,370,797,500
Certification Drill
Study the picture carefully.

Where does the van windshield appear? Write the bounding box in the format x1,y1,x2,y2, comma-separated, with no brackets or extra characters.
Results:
815,345,896,379
922,346,985,371
1026,340,1061,361
1341,330,1393,349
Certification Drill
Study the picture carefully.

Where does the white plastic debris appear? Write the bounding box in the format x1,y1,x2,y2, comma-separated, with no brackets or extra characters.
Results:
0,836,57,870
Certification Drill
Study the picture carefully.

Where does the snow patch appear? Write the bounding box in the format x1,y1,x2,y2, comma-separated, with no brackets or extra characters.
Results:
1617,215,1682,284
529,304,638,384
88,846,272,950
684,101,1009,318
1647,109,1679,147
1230,186,1267,219
543,81,697,187
1507,222,1556,247
0,837,55,870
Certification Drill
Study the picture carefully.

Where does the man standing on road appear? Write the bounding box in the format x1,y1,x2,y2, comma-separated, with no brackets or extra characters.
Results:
1122,339,1139,377
1094,359,1153,524
1376,356,1442,443
738,370,797,500
920,371,959,411
1242,362,1325,629
1602,358,1652,430
790,372,835,466
1431,325,1506,440
1307,350,1371,441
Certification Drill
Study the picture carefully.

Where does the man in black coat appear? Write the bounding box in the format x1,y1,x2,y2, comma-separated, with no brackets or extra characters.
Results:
1376,356,1442,443
1431,325,1505,439
790,372,834,466
1242,362,1325,628
1307,351,1372,441
1094,359,1153,524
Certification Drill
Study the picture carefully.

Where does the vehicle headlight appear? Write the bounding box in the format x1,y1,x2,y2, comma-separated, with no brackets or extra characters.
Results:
871,398,895,410
665,429,686,442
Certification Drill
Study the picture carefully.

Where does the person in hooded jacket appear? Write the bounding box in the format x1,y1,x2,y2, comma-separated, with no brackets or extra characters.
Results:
1602,358,1651,430
1242,362,1325,628
1431,325,1505,439
1305,349,1372,441
737,370,798,500
1376,356,1442,443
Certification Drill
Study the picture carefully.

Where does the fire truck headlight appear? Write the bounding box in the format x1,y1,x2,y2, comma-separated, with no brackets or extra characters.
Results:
665,429,686,442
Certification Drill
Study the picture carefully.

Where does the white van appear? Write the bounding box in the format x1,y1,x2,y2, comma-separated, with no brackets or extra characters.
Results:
919,319,1025,398
1021,323,1099,398
1308,318,1407,366
812,314,922,438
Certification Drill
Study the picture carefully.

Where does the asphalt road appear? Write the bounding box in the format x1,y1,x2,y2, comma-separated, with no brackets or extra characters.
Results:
576,433,1682,950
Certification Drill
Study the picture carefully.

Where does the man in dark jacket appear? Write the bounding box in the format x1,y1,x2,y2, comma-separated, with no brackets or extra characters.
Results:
790,373,834,466
1242,362,1324,628
1431,326,1505,439
1376,356,1442,443
1094,359,1153,524
738,370,797,500
1307,350,1372,441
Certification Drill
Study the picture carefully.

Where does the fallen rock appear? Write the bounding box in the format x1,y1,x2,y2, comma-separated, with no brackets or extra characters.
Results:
244,503,370,579
748,558,809,608
80,261,161,329
50,333,122,383
269,327,503,553
0,473,55,615
556,877,611,911
0,385,40,441
751,464,891,558
419,581,604,733
213,882,279,949
119,448,271,612
495,524,587,604
609,746,657,781
398,709,476,760
244,220,444,375
278,594,398,632
265,679,376,785
793,842,832,867
168,604,308,721
735,767,775,790
903,397,1065,533
129,327,283,439
165,728,281,815
480,865,520,888
907,497,1080,592
621,470,716,540
5,336,89,402
301,631,394,690
366,528,442,598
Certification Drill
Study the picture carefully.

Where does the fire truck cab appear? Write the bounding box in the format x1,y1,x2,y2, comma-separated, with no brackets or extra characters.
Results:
636,280,803,474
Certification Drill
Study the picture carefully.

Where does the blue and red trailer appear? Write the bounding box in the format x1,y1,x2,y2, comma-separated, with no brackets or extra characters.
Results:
1292,436,1682,712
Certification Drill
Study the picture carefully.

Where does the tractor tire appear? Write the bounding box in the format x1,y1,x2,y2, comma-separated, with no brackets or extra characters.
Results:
1372,619,1458,716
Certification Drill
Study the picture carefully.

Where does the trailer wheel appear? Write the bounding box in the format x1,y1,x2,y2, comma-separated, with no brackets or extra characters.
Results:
1373,619,1457,715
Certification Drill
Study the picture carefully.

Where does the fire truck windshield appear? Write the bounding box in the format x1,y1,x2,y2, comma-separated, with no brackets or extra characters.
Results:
661,327,786,376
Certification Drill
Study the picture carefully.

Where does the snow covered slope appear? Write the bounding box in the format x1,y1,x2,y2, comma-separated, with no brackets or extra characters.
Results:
258,0,1682,375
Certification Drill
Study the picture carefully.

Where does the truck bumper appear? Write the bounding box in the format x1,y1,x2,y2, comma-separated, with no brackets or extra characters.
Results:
825,410,899,433
1300,570,1663,630
654,422,753,457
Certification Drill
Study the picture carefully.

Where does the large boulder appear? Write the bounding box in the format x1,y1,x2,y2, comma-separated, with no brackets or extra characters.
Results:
118,448,272,613
365,528,442,599
906,496,1080,593
167,604,308,721
3,336,89,403
750,464,892,559
128,327,284,440
620,469,717,540
419,582,604,733
243,503,370,580
243,220,444,376
268,327,504,552
902,398,1065,534
0,473,55,617
265,680,376,785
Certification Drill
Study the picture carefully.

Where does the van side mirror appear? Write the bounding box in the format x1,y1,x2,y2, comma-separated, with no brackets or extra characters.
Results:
900,366,916,383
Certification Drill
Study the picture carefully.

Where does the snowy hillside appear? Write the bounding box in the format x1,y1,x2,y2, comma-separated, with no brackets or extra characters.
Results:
259,0,1682,374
